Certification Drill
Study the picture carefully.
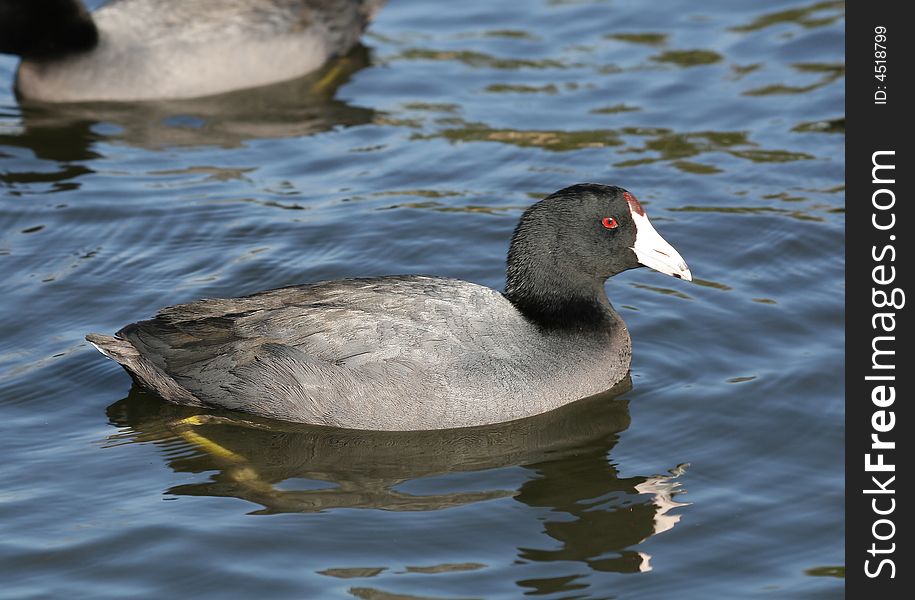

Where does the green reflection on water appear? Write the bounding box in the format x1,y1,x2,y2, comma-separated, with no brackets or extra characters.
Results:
479,29,539,40
631,283,693,300
590,104,641,114
729,0,845,32
651,50,723,67
413,119,822,170
691,278,733,292
397,49,567,70
605,32,668,45
426,125,623,150
404,563,486,574
763,192,808,202
745,63,843,96
484,83,560,94
319,567,387,579
729,149,814,162
729,63,763,79
401,102,461,113
671,160,723,175
636,130,750,159
792,117,845,134
804,565,845,578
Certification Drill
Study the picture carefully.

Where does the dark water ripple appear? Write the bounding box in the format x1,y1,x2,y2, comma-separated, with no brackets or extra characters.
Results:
1,0,843,598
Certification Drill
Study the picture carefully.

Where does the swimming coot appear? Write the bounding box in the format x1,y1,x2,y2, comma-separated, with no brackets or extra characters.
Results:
87,184,691,430
0,0,386,102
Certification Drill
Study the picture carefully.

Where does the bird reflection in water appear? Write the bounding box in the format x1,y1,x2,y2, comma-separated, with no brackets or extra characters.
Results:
104,377,688,578
1,44,376,161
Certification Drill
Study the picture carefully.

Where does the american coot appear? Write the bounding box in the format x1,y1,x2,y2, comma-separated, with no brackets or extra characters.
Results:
87,184,691,430
0,0,386,102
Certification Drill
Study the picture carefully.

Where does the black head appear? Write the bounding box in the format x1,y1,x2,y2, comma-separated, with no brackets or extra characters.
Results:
505,183,690,328
0,0,98,59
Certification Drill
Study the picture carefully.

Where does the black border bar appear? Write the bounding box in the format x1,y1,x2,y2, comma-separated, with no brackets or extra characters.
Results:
847,2,909,596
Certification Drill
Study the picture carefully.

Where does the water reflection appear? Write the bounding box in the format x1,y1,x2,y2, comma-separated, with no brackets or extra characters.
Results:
0,46,376,160
410,118,817,168
743,62,844,96
728,0,844,32
105,379,688,577
650,49,723,67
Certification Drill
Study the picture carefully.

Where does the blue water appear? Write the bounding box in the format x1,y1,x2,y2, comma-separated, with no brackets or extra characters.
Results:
0,0,844,598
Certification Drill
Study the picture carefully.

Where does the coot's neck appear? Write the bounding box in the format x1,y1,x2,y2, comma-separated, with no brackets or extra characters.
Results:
503,239,614,331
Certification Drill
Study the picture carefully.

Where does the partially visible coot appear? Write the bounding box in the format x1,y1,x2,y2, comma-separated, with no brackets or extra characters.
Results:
1,0,387,102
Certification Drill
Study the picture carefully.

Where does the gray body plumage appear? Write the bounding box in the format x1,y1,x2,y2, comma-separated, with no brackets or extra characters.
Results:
88,276,631,430
15,0,386,101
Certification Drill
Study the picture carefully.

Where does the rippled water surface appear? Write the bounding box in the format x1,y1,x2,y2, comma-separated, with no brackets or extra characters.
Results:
0,0,844,598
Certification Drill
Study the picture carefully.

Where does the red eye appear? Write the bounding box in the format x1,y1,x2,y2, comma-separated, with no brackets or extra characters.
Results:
601,216,618,229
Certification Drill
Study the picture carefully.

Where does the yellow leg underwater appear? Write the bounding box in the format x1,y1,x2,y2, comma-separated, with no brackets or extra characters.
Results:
171,415,247,464
170,415,272,490
311,60,351,94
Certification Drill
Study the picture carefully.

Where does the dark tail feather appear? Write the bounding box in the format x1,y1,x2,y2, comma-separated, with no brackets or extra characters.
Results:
86,333,202,406
86,333,139,361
